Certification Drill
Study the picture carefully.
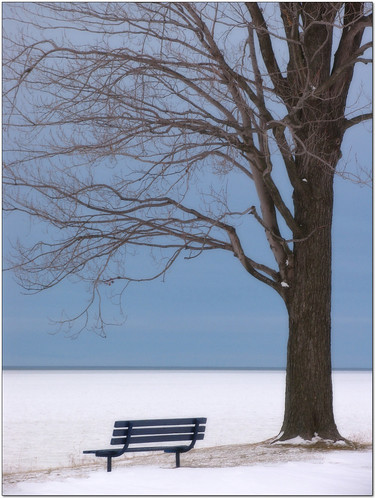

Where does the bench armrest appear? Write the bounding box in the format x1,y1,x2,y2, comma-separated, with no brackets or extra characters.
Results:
183,419,201,452
83,422,134,458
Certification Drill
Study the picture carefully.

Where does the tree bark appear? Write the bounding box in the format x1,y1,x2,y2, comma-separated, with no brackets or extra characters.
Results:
279,163,342,441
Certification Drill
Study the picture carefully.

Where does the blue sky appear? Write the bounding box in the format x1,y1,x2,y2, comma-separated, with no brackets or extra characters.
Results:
3,157,372,368
2,6,372,370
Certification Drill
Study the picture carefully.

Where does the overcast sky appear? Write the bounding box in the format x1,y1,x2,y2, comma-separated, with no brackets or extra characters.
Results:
2,5,372,370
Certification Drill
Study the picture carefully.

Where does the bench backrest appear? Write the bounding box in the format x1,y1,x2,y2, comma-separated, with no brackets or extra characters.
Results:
110,417,207,450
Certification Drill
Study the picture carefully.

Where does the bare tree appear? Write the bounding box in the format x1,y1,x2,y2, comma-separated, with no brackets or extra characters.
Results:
3,2,372,442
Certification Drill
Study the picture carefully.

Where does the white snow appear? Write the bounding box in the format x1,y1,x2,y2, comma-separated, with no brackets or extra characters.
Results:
281,281,289,287
272,433,350,446
3,369,372,495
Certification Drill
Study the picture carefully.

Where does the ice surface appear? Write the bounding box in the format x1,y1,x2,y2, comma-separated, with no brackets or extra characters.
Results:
3,370,288,473
3,369,372,495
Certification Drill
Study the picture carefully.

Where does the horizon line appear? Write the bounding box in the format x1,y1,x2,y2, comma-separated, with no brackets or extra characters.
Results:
2,365,371,371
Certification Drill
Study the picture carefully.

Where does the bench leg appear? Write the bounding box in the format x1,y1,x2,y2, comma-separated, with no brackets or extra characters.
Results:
107,456,112,472
175,452,180,468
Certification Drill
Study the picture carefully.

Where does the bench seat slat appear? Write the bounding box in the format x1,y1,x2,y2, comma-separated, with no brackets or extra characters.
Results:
114,417,206,428
110,446,189,453
112,425,205,437
111,433,205,445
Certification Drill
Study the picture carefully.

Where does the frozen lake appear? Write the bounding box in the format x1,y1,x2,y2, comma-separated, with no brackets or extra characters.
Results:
3,369,372,476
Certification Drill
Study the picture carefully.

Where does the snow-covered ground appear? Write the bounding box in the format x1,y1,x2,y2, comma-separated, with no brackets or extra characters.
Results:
3,369,372,495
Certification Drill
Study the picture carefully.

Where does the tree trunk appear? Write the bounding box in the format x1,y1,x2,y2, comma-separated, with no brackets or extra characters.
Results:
279,165,342,442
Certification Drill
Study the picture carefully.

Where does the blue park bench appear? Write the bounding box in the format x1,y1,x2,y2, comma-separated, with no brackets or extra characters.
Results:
83,417,207,471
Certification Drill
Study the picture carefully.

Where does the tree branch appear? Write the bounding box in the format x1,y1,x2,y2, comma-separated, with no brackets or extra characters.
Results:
245,3,288,98
343,112,373,131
